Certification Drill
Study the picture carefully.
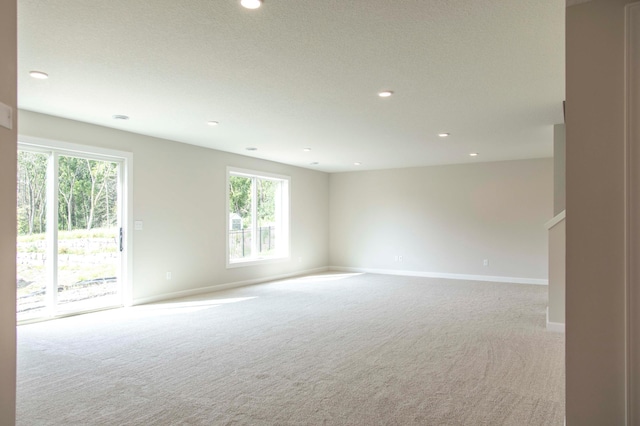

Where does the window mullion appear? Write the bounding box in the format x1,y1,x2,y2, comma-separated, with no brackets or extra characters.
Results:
46,152,59,316
251,177,258,257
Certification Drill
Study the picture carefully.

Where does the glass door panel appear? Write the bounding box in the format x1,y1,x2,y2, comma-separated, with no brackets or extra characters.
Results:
16,151,49,321
55,156,121,314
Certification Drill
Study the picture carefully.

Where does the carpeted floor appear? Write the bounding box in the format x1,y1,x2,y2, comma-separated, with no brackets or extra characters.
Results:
17,273,565,425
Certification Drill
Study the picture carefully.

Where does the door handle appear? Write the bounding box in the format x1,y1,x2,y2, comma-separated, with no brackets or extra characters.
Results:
119,227,124,252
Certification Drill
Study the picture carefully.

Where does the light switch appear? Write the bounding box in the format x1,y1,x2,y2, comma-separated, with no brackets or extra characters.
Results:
134,221,143,231
0,102,12,130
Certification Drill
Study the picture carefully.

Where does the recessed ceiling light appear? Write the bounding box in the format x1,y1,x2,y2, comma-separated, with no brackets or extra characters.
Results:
310,162,319,165
207,121,219,126
112,115,129,120
240,0,262,9
438,133,450,138
29,71,49,79
354,162,362,166
246,147,258,151
303,148,312,152
469,152,479,157
378,91,394,98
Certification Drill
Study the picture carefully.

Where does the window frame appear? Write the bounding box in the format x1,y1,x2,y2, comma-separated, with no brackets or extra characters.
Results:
226,166,290,268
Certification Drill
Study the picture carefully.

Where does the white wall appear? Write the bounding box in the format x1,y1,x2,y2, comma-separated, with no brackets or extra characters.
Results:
554,124,566,215
566,0,633,423
548,124,566,328
547,218,565,325
329,158,552,282
0,0,17,423
18,110,330,303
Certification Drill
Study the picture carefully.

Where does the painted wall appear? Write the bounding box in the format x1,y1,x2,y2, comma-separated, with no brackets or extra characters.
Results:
329,158,552,282
18,111,330,303
0,0,17,423
566,0,633,423
553,123,566,215
548,123,566,329
548,219,565,325
629,4,640,422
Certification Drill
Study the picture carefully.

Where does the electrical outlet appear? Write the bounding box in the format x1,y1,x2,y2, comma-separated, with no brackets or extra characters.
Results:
399,255,403,262
483,259,489,267
394,255,399,262
166,272,172,280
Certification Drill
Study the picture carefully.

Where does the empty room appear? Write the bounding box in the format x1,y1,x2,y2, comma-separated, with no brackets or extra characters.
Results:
1,0,638,425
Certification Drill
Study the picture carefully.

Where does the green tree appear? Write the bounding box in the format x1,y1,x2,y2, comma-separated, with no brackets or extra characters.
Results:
18,152,119,235
17,151,48,235
256,179,276,226
85,159,116,230
229,176,278,229
229,176,252,228
58,156,82,231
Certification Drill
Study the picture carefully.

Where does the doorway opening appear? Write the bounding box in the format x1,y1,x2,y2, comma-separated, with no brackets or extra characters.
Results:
16,139,132,322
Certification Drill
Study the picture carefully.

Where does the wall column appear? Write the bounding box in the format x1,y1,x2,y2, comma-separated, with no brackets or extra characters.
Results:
0,0,18,424
566,0,634,423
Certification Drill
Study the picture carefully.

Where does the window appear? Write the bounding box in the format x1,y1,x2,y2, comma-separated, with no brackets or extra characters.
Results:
227,167,289,266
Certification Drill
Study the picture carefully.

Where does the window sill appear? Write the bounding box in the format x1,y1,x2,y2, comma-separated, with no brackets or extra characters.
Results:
226,255,289,269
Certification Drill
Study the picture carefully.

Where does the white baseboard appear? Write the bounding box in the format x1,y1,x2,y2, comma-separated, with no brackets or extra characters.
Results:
133,265,548,306
547,321,565,332
546,307,566,333
132,266,329,305
328,266,548,286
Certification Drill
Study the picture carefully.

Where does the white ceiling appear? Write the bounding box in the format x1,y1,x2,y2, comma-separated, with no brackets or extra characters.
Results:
17,0,565,173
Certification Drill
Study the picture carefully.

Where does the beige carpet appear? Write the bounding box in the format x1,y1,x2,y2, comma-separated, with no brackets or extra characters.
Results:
17,273,565,425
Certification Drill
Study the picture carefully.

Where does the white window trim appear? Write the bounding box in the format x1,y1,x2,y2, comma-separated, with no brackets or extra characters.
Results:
226,166,290,268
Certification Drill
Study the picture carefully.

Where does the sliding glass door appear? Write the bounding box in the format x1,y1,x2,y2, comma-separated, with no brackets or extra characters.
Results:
17,144,127,321
16,150,49,319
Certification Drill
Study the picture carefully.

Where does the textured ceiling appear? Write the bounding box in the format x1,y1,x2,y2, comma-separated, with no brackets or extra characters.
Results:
18,0,565,172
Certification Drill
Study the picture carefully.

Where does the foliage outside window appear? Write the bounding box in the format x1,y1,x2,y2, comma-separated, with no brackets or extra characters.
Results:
17,152,118,234
227,168,289,266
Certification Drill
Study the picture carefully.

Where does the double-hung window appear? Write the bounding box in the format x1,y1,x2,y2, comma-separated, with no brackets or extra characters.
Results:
226,167,290,266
